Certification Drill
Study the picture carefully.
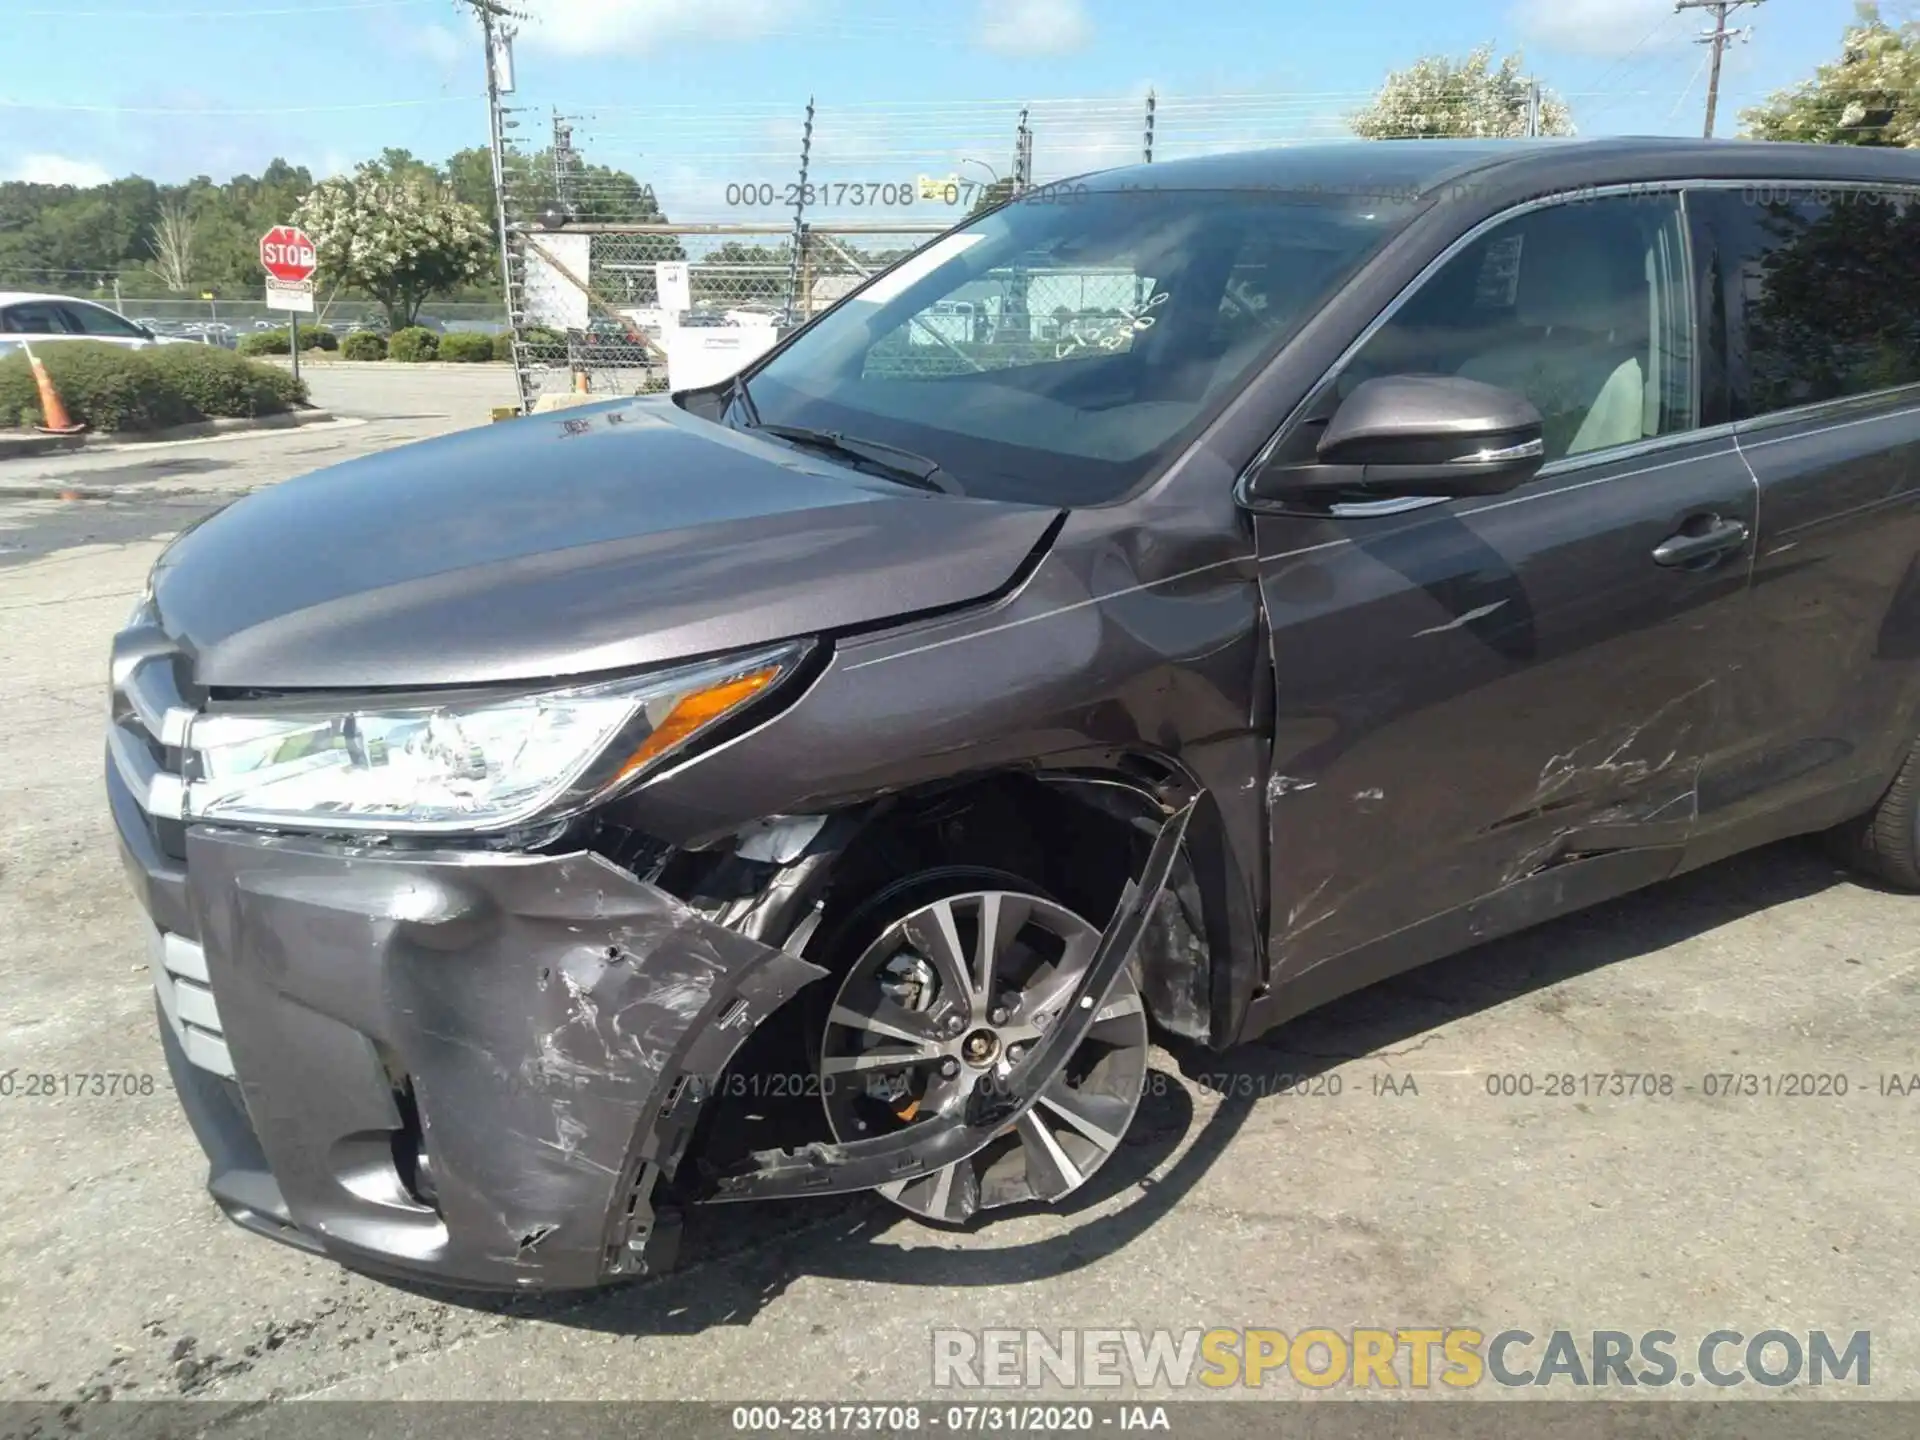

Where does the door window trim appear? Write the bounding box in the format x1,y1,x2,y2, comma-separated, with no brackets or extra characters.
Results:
1690,180,1920,435
1239,178,1734,518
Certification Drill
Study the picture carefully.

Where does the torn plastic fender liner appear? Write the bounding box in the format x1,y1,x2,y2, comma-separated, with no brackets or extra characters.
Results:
706,800,1196,1203
183,827,825,1291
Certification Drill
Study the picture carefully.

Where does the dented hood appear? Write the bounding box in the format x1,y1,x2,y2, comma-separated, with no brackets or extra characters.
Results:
152,397,1060,690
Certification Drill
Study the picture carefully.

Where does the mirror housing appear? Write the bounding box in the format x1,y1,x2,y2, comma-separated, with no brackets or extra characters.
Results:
1245,374,1546,508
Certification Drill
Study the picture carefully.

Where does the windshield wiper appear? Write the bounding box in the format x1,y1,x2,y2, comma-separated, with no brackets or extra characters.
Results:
754,423,963,495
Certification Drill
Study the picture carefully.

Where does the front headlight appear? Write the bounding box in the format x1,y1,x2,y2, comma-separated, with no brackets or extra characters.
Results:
182,643,804,834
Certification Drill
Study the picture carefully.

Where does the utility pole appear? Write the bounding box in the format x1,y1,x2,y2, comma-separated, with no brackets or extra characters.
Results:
1676,0,1764,139
1525,79,1541,138
470,0,527,407
550,110,578,216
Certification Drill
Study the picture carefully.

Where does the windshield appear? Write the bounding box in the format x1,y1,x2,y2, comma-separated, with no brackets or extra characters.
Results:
741,187,1404,505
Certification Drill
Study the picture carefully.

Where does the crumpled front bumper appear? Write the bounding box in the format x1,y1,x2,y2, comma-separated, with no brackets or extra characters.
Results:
112,765,824,1291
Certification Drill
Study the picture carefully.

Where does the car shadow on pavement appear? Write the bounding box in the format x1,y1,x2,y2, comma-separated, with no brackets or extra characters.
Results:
378,837,1847,1336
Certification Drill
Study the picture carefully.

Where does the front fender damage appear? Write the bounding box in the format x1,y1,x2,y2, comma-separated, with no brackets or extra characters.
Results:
702,801,1195,1203
182,800,1192,1288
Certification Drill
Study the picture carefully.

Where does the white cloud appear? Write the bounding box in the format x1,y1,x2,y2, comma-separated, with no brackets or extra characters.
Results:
519,0,805,55
978,0,1093,56
405,22,466,69
1511,0,1679,57
5,153,114,187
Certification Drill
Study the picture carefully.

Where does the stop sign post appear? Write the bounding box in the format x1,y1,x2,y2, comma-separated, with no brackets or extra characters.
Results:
259,225,317,380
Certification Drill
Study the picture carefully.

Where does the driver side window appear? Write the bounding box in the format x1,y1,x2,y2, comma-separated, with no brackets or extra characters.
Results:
1340,194,1695,461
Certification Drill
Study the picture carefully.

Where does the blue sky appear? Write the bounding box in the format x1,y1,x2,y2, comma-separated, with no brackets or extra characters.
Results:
0,0,1890,222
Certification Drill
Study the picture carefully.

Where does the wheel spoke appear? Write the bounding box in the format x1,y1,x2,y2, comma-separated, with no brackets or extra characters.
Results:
1038,1080,1131,1151
900,901,971,1012
928,1161,958,1220
1086,989,1145,1044
828,999,946,1048
1017,1111,1083,1199
821,1043,940,1075
974,892,1030,1007
878,1162,969,1221
1018,930,1099,1020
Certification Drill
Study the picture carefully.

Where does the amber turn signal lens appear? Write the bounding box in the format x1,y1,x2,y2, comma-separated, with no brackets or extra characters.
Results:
610,665,783,783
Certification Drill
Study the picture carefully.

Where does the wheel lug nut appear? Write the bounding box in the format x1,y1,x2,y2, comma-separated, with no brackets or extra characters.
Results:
989,1007,1009,1025
945,1015,964,1036
940,1057,960,1078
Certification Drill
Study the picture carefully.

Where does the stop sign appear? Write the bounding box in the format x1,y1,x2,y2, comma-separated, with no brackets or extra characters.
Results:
259,225,317,283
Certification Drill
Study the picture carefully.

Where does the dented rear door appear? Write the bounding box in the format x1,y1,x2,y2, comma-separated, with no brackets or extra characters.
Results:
1255,433,1757,983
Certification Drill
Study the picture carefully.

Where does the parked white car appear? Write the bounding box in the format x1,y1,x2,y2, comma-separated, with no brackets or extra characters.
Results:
0,292,194,350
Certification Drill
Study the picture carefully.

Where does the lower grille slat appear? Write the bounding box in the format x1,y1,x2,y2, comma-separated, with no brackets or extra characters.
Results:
146,918,235,1080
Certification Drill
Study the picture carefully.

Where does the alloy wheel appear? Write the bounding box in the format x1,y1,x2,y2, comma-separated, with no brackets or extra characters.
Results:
818,889,1149,1223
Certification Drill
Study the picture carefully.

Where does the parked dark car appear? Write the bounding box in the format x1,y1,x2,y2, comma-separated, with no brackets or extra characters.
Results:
109,138,1920,1292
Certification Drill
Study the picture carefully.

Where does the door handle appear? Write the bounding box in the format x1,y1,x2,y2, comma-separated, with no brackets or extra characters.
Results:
1652,515,1749,568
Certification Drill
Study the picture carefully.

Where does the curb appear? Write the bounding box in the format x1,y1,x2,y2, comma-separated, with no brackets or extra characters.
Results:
0,409,335,462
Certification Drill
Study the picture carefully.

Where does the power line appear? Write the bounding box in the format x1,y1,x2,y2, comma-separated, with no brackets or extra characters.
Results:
0,96,478,115
1675,0,1766,138
13,0,437,15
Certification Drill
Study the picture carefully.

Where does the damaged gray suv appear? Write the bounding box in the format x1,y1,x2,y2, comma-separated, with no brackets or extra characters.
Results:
110,139,1920,1290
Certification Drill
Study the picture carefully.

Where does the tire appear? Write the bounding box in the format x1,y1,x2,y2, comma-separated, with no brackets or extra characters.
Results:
808,868,1149,1225
1827,739,1920,890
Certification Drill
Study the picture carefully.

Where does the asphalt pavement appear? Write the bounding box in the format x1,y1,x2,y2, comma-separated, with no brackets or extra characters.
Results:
0,366,1916,1425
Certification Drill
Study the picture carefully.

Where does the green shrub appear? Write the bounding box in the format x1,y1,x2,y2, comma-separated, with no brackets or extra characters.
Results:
237,330,288,357
145,344,308,417
439,331,496,363
490,331,514,361
341,331,388,361
388,326,439,362
0,342,307,432
236,325,335,357
517,325,564,356
0,342,201,432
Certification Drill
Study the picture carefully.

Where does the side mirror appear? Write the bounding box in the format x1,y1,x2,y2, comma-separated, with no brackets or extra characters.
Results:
1245,374,1545,509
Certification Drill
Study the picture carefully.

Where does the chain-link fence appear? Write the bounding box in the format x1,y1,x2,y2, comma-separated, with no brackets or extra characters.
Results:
502,222,955,407
482,76,1586,410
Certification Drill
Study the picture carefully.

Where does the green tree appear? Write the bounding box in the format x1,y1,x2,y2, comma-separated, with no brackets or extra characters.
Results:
1742,4,1920,146
967,177,1017,218
1350,45,1574,139
293,158,492,330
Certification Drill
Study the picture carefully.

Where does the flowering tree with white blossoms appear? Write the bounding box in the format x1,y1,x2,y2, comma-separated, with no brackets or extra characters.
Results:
1350,44,1574,140
1742,4,1920,147
294,160,493,332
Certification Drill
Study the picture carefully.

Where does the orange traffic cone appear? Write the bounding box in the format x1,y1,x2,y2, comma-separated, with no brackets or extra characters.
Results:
22,342,85,436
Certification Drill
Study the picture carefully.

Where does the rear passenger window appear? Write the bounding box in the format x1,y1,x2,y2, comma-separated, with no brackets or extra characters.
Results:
1696,186,1920,418
1337,194,1695,462
0,302,73,335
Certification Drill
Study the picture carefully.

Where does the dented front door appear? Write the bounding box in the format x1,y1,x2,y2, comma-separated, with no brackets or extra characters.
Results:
1254,435,1757,983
